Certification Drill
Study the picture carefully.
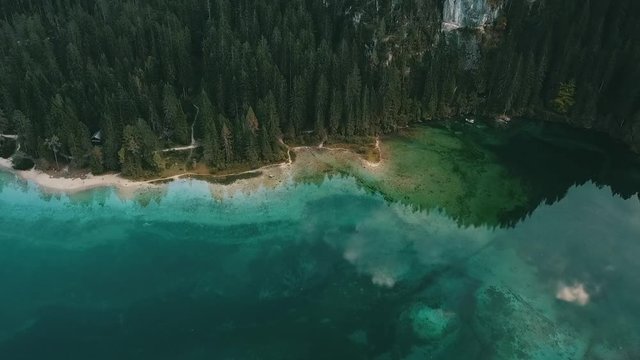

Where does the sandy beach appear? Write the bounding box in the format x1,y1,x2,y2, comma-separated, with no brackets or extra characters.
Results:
0,142,385,198
0,156,156,198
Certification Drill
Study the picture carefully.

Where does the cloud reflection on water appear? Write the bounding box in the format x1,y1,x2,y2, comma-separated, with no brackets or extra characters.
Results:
556,282,590,306
305,196,497,288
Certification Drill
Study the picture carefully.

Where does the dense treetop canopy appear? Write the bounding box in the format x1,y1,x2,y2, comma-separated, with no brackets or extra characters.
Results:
0,0,638,176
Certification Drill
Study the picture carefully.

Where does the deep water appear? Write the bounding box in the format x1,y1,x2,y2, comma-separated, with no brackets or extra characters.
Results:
1,120,640,359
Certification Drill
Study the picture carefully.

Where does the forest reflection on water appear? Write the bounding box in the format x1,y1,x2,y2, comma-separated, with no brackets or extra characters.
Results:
0,120,640,359
337,119,640,227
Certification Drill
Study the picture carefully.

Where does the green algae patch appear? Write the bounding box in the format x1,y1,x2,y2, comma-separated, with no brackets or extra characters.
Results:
301,123,530,226
377,126,528,225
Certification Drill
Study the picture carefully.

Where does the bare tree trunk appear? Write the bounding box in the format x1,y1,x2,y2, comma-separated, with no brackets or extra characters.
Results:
192,104,199,146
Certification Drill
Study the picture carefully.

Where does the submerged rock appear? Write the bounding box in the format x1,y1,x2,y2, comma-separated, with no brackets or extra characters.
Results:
406,303,458,341
392,303,462,359
473,285,588,359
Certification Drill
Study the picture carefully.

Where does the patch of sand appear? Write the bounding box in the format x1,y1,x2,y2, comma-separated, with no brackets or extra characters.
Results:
0,142,384,199
0,157,155,199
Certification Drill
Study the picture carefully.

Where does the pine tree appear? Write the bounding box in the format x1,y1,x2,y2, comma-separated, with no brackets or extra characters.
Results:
259,126,273,161
0,107,7,134
344,65,362,136
13,111,37,157
244,131,259,164
245,106,259,134
118,125,143,177
288,76,306,138
90,147,105,174
220,117,233,164
383,68,402,132
101,114,121,171
118,119,161,177
257,92,282,158
314,74,328,140
162,84,189,144
329,89,343,135
552,80,577,115
203,117,223,167
44,135,61,169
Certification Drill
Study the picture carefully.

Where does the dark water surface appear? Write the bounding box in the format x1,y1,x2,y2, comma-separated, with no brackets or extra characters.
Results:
1,120,639,359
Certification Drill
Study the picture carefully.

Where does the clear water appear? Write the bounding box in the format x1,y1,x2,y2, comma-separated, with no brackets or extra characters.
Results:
1,120,640,359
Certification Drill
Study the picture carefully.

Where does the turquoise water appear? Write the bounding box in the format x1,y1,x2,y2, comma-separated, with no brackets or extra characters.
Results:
1,121,640,359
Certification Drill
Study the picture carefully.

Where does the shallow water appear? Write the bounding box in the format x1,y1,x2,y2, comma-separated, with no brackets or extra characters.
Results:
1,120,640,359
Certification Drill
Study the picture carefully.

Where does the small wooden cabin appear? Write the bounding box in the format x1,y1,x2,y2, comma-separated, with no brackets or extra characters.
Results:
91,130,102,145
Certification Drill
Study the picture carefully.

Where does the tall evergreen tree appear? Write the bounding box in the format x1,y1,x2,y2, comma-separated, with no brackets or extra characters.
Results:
162,84,190,144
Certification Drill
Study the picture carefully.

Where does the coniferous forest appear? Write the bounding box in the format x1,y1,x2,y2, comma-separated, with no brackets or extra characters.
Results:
0,0,639,177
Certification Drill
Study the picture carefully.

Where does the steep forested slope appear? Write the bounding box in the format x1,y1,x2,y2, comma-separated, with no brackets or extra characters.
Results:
0,0,638,176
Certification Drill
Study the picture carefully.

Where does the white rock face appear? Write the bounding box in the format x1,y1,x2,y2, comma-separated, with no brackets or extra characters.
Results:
442,0,501,30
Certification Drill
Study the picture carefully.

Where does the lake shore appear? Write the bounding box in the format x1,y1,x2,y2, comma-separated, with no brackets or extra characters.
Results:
0,156,156,198
0,141,384,198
